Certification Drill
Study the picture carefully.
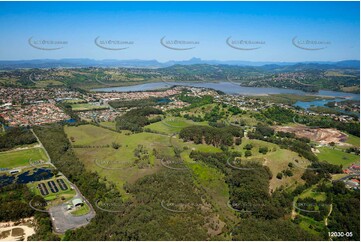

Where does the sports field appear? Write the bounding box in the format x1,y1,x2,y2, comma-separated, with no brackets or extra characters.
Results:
0,147,48,169
71,103,108,111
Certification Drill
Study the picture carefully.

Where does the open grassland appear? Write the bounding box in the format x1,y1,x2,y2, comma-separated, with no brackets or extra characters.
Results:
251,94,332,105
62,98,85,104
340,86,359,93
64,124,223,199
298,215,326,237
298,184,327,202
145,117,208,134
181,103,218,116
64,124,172,197
345,134,360,147
317,147,359,168
171,136,221,153
35,79,64,88
223,137,308,191
294,182,330,237
0,147,48,169
230,138,278,157
228,113,259,127
71,103,108,111
324,71,357,77
265,148,309,191
187,161,239,225
331,173,349,180
99,121,117,130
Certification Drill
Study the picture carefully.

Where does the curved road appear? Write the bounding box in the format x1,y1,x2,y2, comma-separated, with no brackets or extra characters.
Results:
30,129,96,234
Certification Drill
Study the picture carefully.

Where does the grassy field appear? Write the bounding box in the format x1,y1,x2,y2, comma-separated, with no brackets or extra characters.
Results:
71,103,108,111
99,121,117,130
0,147,48,169
35,79,64,88
145,117,208,134
187,161,238,225
298,215,326,237
317,147,359,168
65,124,224,198
181,103,217,116
294,182,330,237
64,124,171,197
230,138,278,158
171,136,221,153
265,148,309,191
71,203,90,216
298,184,327,202
62,98,86,104
228,113,259,127
251,94,332,105
345,134,360,147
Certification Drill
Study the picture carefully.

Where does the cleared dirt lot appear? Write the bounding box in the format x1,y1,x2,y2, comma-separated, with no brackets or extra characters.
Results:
274,125,348,145
0,218,35,241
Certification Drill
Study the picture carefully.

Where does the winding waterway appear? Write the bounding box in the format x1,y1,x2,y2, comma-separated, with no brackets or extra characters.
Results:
92,81,360,99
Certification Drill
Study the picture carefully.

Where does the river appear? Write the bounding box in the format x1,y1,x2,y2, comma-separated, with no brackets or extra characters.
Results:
91,81,359,99
91,81,360,110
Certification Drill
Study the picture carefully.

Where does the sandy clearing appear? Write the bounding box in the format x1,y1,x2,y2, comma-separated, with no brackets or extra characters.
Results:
274,125,349,145
0,217,35,241
0,226,35,241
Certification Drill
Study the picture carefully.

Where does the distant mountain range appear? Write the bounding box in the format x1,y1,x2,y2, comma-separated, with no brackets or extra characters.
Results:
0,58,359,69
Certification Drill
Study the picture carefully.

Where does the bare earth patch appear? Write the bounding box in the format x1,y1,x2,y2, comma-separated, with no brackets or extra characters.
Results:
274,125,349,145
0,226,34,241
0,217,35,241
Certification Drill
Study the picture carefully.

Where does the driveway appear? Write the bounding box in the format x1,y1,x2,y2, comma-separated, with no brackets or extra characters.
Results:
49,202,95,233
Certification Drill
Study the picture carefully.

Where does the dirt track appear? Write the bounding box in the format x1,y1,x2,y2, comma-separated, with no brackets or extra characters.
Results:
274,125,349,145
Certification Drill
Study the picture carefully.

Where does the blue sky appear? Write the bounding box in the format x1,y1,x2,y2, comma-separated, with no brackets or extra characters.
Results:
0,1,359,62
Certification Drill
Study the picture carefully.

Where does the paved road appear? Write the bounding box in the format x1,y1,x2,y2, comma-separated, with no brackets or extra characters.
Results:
49,200,95,233
31,128,96,233
30,129,51,162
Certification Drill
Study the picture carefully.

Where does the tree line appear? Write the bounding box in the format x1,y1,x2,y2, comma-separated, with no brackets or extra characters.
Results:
0,127,37,151
179,125,243,147
115,107,163,132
